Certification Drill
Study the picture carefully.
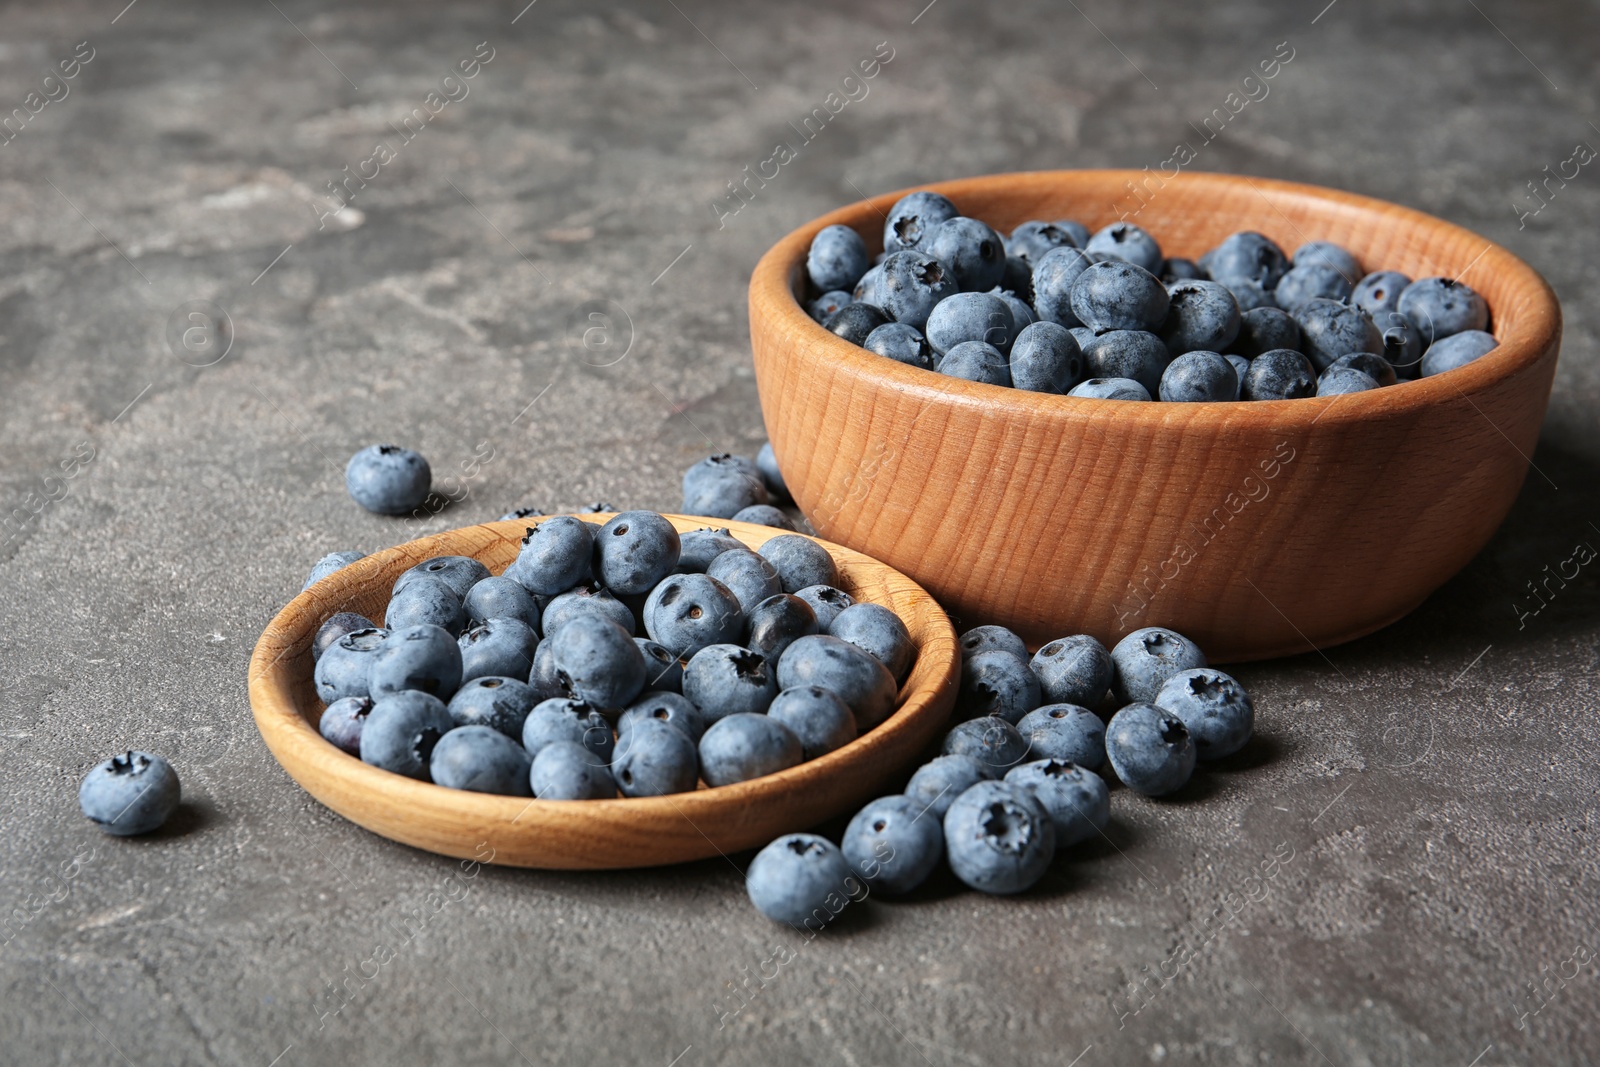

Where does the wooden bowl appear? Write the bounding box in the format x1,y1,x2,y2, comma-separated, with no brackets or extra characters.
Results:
248,516,957,869
749,170,1561,661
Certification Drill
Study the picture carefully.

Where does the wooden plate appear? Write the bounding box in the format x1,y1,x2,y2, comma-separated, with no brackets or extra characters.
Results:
248,515,958,869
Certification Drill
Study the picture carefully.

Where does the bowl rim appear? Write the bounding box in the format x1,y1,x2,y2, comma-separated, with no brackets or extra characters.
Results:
749,168,1561,429
248,514,958,867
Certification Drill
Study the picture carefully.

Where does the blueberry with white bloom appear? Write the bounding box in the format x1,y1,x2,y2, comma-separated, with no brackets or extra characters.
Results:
1199,231,1289,290
1031,245,1095,327
1351,270,1410,317
808,290,852,323
1220,277,1278,312
430,725,533,796
542,582,635,636
746,593,819,667
682,453,769,519
1068,377,1151,401
706,548,783,613
1161,257,1206,282
313,611,376,662
1327,351,1397,387
610,717,699,797
676,527,744,573
1240,349,1317,401
777,635,898,730
1155,667,1254,760
879,250,958,330
958,649,1041,724
636,637,686,692
807,224,871,292
853,263,885,306
345,444,431,515
527,639,563,700
746,834,858,927
1008,321,1083,393
314,627,389,703
883,190,958,254
643,572,745,659
1086,221,1163,274
905,754,992,820
1016,704,1106,769
1105,702,1196,796
794,584,853,630
319,696,373,755
463,576,543,632
767,684,857,760
503,516,595,596
618,690,706,744
939,341,1011,385
925,291,1014,355
1082,330,1169,396
1293,240,1361,281
1009,219,1081,263
758,533,838,593
993,288,1035,333
395,556,490,600
1030,634,1112,707
925,216,1007,292
1316,366,1380,396
458,617,539,683
1422,329,1499,377
1230,306,1300,358
385,575,466,635
683,643,779,721
547,614,645,710
1110,626,1207,704
825,303,890,346
368,623,462,701
1160,280,1241,356
941,715,1029,773
521,696,614,763
530,741,615,799
79,751,181,836
1070,261,1170,333
1375,311,1424,378
1159,350,1238,403
447,675,538,737
1274,263,1354,311
864,321,937,369
304,551,364,591
1223,354,1249,397
595,511,681,595
943,780,1056,894
360,691,454,780
1004,759,1109,846
698,713,803,787
1294,298,1383,372
843,795,944,894
732,504,792,531
959,624,1027,661
828,602,914,681
1398,276,1488,345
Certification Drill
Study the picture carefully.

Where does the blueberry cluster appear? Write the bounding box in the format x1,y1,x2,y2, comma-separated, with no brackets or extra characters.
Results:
804,192,1498,401
680,443,794,526
307,511,916,798
745,622,1252,923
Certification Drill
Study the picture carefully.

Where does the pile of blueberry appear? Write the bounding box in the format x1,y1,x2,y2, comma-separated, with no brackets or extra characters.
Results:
745,623,1251,924
307,510,916,798
803,190,1498,401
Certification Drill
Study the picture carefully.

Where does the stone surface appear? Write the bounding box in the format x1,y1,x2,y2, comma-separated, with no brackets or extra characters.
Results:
1,1,1597,1064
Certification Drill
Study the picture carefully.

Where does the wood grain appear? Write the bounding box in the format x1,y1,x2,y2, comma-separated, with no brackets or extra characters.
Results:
248,516,958,869
748,170,1562,661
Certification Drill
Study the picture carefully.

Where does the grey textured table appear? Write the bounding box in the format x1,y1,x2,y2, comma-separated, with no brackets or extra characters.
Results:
2,1,1596,1064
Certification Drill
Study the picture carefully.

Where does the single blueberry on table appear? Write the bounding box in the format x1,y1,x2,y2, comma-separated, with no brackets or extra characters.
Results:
530,740,616,800
942,780,1056,894
360,691,455,780
542,582,635,636
794,584,854,631
755,442,788,501
682,454,769,519
503,516,595,596
883,190,959,254
1004,759,1109,847
925,291,1015,356
314,626,389,703
618,690,706,744
1293,240,1361,282
313,611,377,662
1316,366,1380,396
319,696,374,755
731,504,795,530
345,444,431,515
807,224,871,292
458,617,539,684
1229,306,1301,358
1398,276,1489,345
941,715,1029,774
958,649,1042,724
824,302,891,346
385,575,466,635
395,556,490,600
1199,231,1290,290
1082,329,1170,395
1030,634,1112,707
925,216,1007,292
905,754,992,820
939,340,1012,386
447,675,538,737
683,643,779,720
777,634,899,730
879,250,958,331
1110,626,1207,704
1086,221,1163,274
79,751,181,836
1068,377,1151,401
808,289,852,323
706,548,784,613
1159,350,1238,403
1240,349,1317,401
1159,280,1241,356
1015,704,1106,769
430,725,533,796
635,637,686,692
547,614,646,710
1351,270,1410,317
521,696,615,763
827,602,914,681
758,534,839,594
643,572,745,659
1273,263,1354,311
1031,245,1095,328
1422,329,1499,377
746,833,859,927
1070,260,1170,334
1105,702,1197,796
843,795,944,895
1008,321,1083,394
1294,298,1384,372
304,551,365,591
959,624,1028,661
1155,667,1254,760
745,593,820,667
1328,351,1397,388
463,576,543,632
766,685,857,760
698,713,803,787
596,511,681,595
676,527,744,573
610,717,699,797
864,321,938,369
1008,219,1081,263
368,623,462,701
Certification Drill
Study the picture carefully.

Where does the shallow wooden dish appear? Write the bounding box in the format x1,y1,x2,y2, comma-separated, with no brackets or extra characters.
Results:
749,170,1562,660
248,516,957,869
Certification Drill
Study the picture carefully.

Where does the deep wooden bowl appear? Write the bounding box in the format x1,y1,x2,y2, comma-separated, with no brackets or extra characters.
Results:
248,516,958,869
749,170,1561,660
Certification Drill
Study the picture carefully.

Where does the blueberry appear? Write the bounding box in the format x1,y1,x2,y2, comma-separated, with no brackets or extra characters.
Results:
777,635,898,730
595,511,681,595
395,556,491,599
1229,306,1300,358
314,626,389,703
521,696,615,763
1015,704,1105,769
1224,354,1250,397
1398,276,1488,345
367,623,462,700
676,527,744,572
1159,350,1238,403
1082,330,1170,395
1219,277,1278,312
1375,310,1424,377
698,713,803,786
1293,240,1361,281
1199,231,1289,290
925,291,1015,356
458,618,539,683
1316,366,1380,396
939,340,1011,386
824,302,891,346
610,718,699,797
942,780,1055,894
883,190,958,254
808,290,852,323
941,715,1029,774
1003,760,1109,846
1294,299,1383,371
864,321,938,369
463,576,544,632
304,551,365,591
1240,349,1317,401
1070,261,1170,334
547,615,645,710
758,533,838,593
1085,221,1163,274
766,685,857,760
878,250,960,332
1161,257,1207,282
618,691,706,744
1067,377,1152,401
1105,702,1196,796
1351,270,1410,317
1160,280,1241,355
636,637,686,692
992,288,1035,334
1031,246,1095,327
643,572,744,658
958,649,1041,724
1029,634,1112,707
1008,321,1083,394
79,751,181,835
360,691,454,780
746,593,820,666
682,454,769,519
731,505,794,530
527,639,564,700
542,582,635,636
318,695,374,755
905,754,992,820
746,833,858,927
1328,351,1397,387
430,725,533,795
1274,263,1354,311
1110,626,1207,704
530,740,616,799
959,624,1028,661
683,643,778,720
503,516,595,596
313,611,377,662
755,442,788,501
827,602,914,681
925,216,1006,292
794,584,854,630
807,224,871,292
345,444,431,515
852,263,885,306
706,548,783,613
842,795,944,894
1000,256,1035,302
498,506,546,521
446,675,538,737
1422,329,1498,377
385,575,466,635
1053,219,1091,247
1008,220,1082,263
1154,667,1253,760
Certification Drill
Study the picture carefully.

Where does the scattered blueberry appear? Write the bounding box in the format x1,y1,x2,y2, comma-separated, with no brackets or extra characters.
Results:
1110,626,1207,704
79,751,181,835
1154,667,1254,760
1004,759,1109,846
731,504,793,530
940,715,1029,774
905,754,992,820
746,833,858,927
676,527,745,573
345,444,431,515
958,649,1041,724
756,442,788,501
1105,702,1196,796
1015,704,1106,769
942,780,1055,894
959,624,1028,661
682,454,769,519
1030,634,1112,707
843,795,944,894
